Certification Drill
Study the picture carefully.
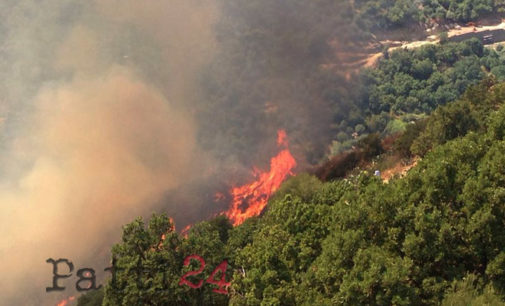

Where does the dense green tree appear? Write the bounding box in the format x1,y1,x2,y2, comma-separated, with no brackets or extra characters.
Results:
228,82,505,304
97,81,505,304
394,118,428,157
102,215,187,305
362,38,496,119
77,288,104,306
100,214,233,306
442,274,505,305
411,99,480,155
354,0,504,30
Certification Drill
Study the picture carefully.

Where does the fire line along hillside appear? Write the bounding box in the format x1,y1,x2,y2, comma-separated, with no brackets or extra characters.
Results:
74,1,505,305
80,79,505,305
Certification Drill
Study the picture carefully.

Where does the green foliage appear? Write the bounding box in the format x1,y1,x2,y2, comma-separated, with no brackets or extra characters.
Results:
335,247,416,305
361,38,495,118
491,65,505,80
198,0,505,163
366,112,391,133
442,274,505,306
354,0,420,29
269,173,323,204
384,118,407,135
487,102,505,140
394,119,427,157
77,288,104,306
225,82,505,304
409,79,505,156
357,132,384,158
103,215,185,305
337,37,505,152
106,86,505,303
411,99,480,155
102,214,232,305
355,0,503,29
102,30,505,305
487,253,505,293
230,193,334,305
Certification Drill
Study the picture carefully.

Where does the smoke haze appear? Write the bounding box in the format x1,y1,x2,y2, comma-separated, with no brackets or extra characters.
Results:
0,0,357,304
0,1,217,304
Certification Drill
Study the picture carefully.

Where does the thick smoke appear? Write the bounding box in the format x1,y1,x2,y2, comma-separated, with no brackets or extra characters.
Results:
0,1,217,304
197,0,357,167
0,0,357,304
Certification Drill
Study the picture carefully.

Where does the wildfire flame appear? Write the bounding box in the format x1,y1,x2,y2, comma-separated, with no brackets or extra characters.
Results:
159,217,175,242
224,129,296,226
56,296,75,306
181,224,192,237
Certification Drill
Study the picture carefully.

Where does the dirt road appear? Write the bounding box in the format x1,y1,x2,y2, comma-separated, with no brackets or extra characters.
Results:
363,19,505,68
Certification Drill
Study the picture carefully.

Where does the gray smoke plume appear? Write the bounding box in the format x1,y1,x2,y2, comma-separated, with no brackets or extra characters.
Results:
0,1,218,304
0,0,358,304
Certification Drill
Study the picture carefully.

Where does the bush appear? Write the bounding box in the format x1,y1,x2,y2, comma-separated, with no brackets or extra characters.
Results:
358,133,384,159
394,119,427,157
337,131,350,142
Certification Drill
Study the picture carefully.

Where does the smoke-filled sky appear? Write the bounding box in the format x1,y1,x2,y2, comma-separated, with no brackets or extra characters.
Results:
0,1,219,304
0,0,354,304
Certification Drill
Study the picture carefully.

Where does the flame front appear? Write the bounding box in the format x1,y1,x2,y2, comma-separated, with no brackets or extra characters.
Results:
56,296,75,306
181,224,192,237
224,130,296,226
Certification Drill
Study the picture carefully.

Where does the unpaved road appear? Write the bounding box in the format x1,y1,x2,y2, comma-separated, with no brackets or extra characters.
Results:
363,19,505,68
447,19,505,37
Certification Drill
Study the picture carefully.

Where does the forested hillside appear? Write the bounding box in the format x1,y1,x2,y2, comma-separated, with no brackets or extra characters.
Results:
202,0,505,160
328,37,505,154
77,79,505,305
74,1,505,305
356,0,505,29
197,0,505,164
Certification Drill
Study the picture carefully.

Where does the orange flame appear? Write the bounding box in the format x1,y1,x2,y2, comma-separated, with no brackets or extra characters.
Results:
277,129,288,147
181,224,192,237
159,217,175,243
169,217,175,231
224,129,296,226
56,296,75,306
